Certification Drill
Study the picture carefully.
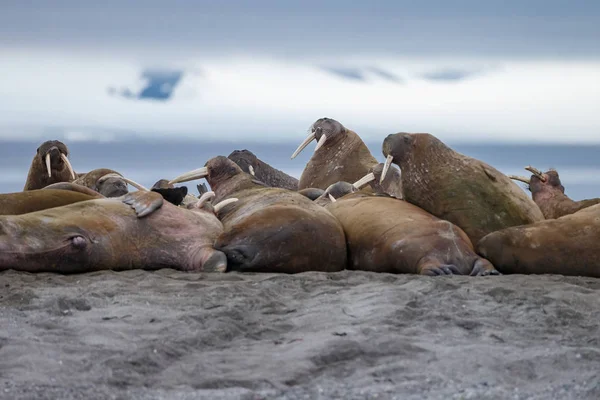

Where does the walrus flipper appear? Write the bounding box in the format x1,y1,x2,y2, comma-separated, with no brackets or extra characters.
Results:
197,183,209,196
151,187,188,206
470,258,501,276
122,191,164,218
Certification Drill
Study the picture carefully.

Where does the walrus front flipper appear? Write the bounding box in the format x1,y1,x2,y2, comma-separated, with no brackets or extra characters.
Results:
43,182,105,198
417,257,463,276
197,183,209,196
122,191,164,218
218,245,259,273
470,258,501,276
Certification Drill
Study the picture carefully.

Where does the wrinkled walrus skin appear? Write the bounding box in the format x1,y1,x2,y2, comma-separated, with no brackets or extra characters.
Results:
170,156,348,274
293,118,378,191
529,169,600,219
73,168,129,198
477,203,600,277
381,132,545,245
325,191,499,276
0,191,227,273
0,188,101,216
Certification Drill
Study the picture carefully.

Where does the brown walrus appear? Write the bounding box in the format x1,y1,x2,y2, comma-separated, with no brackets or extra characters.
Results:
0,191,228,273
1,184,104,216
380,132,544,245
23,140,77,190
228,149,299,190
477,203,600,277
324,185,499,276
73,168,148,198
510,166,600,219
291,117,378,190
353,162,403,199
169,156,347,273
314,181,359,207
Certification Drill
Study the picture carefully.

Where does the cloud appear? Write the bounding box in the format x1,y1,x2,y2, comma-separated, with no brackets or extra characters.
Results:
108,68,185,101
0,53,599,144
419,67,491,82
321,66,403,83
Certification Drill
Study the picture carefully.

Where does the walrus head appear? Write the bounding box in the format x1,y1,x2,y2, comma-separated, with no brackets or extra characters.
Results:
380,133,418,183
508,166,564,194
322,181,359,202
290,117,347,159
36,140,76,180
228,149,258,177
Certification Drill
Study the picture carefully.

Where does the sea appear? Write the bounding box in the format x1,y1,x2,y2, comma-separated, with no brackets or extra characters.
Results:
1,140,599,201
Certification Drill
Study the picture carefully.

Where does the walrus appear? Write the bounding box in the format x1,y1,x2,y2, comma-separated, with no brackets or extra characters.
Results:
73,168,148,198
151,179,189,206
314,181,359,207
380,132,544,245
23,140,77,190
1,184,104,215
477,203,600,277
509,166,600,219
298,187,326,201
0,191,229,273
353,162,403,199
228,149,299,190
291,117,378,190
324,187,498,276
169,156,348,273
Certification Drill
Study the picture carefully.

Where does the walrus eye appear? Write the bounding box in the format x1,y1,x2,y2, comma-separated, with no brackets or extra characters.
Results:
70,235,88,250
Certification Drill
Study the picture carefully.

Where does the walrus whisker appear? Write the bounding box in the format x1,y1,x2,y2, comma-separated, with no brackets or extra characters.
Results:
169,167,209,185
248,165,255,176
380,155,394,183
524,165,546,182
328,194,337,202
45,153,52,178
60,153,77,180
121,177,149,192
314,134,327,153
290,132,316,159
353,172,375,189
213,198,239,212
508,175,531,184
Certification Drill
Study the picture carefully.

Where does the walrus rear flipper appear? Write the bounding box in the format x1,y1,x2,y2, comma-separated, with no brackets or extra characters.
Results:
470,258,501,276
416,257,463,276
218,245,261,273
122,191,164,218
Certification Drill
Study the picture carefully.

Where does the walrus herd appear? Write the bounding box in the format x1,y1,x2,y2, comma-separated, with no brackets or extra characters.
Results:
1,116,599,278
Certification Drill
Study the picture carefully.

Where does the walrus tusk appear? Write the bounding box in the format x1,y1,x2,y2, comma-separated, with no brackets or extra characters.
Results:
524,165,546,182
121,177,149,191
508,175,531,184
60,153,76,180
248,165,255,176
353,172,375,189
380,155,394,183
213,198,239,212
97,172,149,191
45,153,52,178
290,132,316,159
314,134,327,153
196,190,216,207
169,167,209,184
328,194,337,202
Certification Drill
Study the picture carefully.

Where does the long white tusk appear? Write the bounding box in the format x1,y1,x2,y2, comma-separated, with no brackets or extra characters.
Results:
169,167,209,185
524,165,546,182
314,134,327,153
213,198,239,212
97,172,123,183
328,194,337,202
509,175,531,184
248,165,255,176
60,153,76,180
45,153,52,178
290,132,316,159
121,177,149,191
380,155,394,183
197,190,216,206
353,172,375,189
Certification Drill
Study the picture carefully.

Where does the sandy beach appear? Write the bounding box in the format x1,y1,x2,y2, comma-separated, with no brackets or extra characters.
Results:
1,269,599,400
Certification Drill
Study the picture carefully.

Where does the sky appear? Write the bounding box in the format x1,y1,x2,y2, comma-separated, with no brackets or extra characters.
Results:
1,1,599,144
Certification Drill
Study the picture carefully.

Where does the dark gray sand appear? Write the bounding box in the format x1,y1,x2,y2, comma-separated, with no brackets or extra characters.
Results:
1,269,599,400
